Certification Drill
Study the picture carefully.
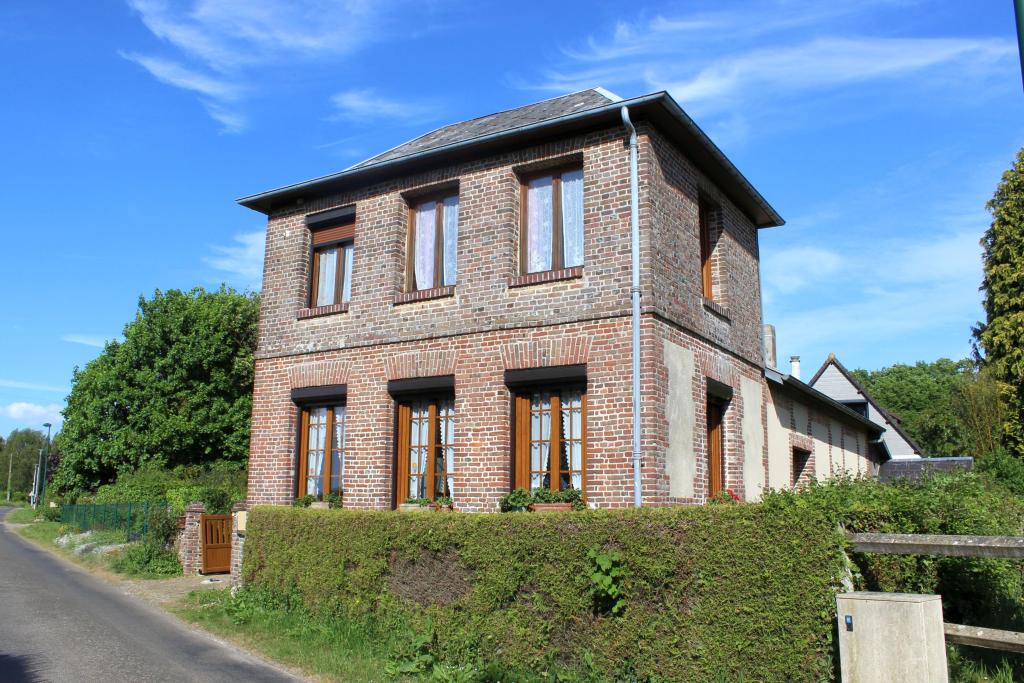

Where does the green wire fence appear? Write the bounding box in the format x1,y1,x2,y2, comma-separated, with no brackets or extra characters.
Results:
60,501,167,541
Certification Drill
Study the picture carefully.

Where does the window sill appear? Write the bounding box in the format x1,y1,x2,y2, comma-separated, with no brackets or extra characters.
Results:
394,285,455,305
702,298,730,321
298,303,348,319
508,266,583,289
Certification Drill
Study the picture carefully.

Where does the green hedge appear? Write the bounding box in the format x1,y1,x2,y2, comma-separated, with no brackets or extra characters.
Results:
243,505,847,681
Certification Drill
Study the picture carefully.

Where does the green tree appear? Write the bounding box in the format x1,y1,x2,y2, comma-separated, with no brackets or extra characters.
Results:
974,147,1024,458
852,358,972,457
3,429,46,498
952,367,1005,460
53,287,259,496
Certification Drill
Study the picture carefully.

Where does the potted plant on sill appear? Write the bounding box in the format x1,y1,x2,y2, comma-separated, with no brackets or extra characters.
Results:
430,496,454,512
398,497,433,512
498,488,532,512
528,487,584,512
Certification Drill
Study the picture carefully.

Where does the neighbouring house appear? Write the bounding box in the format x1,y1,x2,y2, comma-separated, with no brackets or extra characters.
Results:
809,353,924,460
238,88,886,512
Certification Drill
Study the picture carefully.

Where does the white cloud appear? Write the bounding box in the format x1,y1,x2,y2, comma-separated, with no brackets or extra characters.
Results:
60,334,108,349
329,88,440,123
122,0,421,131
0,379,68,394
653,37,1011,115
203,231,265,290
0,402,64,426
520,1,1015,129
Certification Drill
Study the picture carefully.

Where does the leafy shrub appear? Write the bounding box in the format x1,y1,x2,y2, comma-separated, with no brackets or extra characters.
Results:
243,504,846,681
111,541,181,577
763,472,1024,676
93,462,244,515
325,492,343,509
587,547,626,615
292,494,315,508
499,487,585,511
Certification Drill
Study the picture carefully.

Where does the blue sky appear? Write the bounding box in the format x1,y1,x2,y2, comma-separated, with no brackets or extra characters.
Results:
1,0,1021,437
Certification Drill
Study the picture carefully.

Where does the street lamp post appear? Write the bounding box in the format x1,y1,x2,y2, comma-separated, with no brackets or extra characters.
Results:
39,423,52,505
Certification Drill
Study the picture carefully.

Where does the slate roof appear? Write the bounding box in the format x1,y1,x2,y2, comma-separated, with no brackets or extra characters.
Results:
238,88,784,227
808,354,925,456
353,89,618,169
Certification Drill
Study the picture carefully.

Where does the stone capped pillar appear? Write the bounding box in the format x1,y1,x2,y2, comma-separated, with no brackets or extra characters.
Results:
176,502,205,575
230,502,247,588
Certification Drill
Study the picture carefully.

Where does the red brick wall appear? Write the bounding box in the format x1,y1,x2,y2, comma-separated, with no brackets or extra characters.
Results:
247,119,768,511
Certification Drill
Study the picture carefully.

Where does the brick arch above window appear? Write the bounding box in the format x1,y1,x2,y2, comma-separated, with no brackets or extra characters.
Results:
288,360,352,389
384,350,458,381
501,337,591,370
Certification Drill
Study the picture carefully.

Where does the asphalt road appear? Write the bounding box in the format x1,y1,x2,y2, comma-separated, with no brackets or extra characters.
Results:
0,507,302,683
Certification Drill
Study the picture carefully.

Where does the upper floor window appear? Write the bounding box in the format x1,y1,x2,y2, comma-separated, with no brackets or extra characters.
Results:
310,222,354,308
520,167,584,274
698,196,720,301
407,195,459,291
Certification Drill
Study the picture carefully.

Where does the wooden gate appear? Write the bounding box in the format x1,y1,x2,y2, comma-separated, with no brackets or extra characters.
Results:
201,514,232,574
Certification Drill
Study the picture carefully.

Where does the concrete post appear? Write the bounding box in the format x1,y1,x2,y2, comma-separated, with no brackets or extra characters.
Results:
837,592,947,683
230,501,247,588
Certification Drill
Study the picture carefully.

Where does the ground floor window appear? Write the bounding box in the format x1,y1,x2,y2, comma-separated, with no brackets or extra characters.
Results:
513,386,586,492
298,404,346,498
706,397,725,498
792,447,810,486
395,395,455,502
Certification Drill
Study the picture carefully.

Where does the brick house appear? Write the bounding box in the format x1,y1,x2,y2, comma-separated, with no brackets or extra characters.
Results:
238,88,885,512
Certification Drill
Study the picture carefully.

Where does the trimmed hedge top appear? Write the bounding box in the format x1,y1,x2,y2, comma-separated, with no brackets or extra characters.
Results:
243,504,847,682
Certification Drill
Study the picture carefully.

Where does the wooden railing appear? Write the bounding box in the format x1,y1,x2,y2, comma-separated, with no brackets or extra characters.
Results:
847,532,1024,653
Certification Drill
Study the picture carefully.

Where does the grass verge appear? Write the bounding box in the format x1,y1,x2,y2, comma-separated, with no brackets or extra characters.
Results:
6,506,43,524
173,589,410,683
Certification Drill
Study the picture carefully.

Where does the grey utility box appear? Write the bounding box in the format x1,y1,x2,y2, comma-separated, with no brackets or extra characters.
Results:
837,592,947,683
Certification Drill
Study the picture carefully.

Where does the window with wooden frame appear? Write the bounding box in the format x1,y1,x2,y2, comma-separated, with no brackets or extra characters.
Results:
520,166,584,274
698,196,716,299
310,221,354,308
792,447,810,487
395,395,455,503
706,396,725,498
297,404,346,499
513,386,586,493
407,194,459,291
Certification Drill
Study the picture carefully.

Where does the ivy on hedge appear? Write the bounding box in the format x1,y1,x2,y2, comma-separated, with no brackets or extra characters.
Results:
243,505,846,682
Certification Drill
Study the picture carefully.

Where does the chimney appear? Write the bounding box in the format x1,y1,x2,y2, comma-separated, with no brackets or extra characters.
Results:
763,324,777,369
790,355,801,380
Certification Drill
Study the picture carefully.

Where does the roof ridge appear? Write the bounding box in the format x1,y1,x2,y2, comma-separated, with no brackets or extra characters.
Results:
809,355,925,455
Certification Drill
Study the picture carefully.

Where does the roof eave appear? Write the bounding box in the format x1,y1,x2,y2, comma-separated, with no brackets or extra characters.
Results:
766,367,884,437
237,92,784,228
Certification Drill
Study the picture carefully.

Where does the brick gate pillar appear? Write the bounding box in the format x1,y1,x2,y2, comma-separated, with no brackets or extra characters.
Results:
177,502,205,575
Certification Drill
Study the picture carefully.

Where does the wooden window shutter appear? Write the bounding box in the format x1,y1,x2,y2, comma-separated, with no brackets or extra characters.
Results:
395,403,412,505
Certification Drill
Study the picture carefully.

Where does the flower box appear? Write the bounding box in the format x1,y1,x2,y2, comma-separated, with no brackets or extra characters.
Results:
528,502,574,512
430,503,454,512
398,503,431,513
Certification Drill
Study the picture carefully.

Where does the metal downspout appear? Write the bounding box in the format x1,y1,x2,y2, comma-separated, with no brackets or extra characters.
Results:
621,106,643,508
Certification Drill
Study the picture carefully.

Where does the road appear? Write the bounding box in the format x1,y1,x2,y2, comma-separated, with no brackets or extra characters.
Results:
0,507,302,683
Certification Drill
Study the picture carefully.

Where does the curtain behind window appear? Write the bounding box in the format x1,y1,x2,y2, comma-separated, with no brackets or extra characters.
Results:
341,244,353,302
442,196,459,286
526,177,553,273
414,203,436,290
561,169,584,268
316,248,338,307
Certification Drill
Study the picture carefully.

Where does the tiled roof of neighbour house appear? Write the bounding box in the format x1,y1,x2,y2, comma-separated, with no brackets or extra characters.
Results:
764,366,885,438
352,89,620,169
808,354,925,456
238,88,784,228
